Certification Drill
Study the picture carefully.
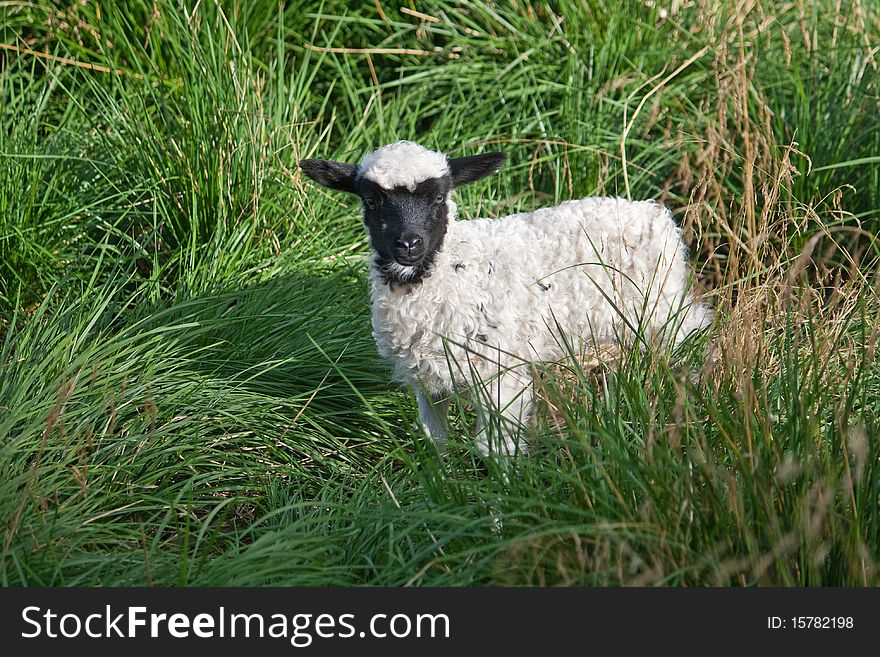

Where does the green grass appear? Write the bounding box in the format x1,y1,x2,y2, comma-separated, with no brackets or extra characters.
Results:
1,0,878,586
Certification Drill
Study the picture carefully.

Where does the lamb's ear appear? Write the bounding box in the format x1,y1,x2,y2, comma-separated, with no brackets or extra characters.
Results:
448,152,507,187
298,159,358,194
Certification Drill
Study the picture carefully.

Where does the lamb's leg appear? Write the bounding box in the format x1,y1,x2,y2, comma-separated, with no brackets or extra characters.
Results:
415,389,450,449
474,371,532,457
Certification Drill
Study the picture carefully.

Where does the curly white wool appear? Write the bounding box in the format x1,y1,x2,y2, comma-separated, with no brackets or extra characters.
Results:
369,193,711,454
358,140,450,191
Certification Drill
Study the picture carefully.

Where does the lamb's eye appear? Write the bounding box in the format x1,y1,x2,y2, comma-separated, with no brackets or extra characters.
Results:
364,198,377,211
434,194,445,204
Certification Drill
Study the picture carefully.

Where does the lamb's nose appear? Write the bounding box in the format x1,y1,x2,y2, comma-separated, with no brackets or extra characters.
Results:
396,234,424,254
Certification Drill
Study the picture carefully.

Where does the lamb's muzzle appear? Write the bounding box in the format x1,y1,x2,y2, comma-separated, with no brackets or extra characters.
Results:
299,140,712,459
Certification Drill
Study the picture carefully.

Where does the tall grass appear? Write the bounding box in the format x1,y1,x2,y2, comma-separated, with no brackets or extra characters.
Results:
1,0,878,585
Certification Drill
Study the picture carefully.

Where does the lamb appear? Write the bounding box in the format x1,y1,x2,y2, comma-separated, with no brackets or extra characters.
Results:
299,141,711,457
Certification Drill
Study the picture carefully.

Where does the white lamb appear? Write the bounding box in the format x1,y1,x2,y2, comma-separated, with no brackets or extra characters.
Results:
300,141,711,456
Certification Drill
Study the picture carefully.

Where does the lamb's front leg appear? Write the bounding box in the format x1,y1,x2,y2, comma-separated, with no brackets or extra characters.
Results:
415,389,451,450
474,370,532,458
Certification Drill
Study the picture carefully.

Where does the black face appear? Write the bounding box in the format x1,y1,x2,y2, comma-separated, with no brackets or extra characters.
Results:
355,176,452,285
298,150,507,285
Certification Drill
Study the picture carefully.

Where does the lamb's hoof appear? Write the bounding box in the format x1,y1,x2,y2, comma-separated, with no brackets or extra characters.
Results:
489,506,504,535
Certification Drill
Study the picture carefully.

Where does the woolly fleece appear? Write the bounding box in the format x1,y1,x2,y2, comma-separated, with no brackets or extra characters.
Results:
369,196,712,397
358,140,450,191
